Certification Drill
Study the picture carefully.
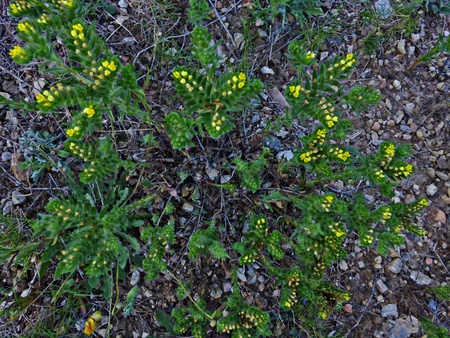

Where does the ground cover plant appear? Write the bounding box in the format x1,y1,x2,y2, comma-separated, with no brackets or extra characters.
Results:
1,0,447,337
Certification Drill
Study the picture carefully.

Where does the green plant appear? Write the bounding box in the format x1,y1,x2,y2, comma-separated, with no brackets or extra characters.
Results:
188,223,230,260
2,1,430,337
3,0,153,303
253,0,323,28
423,0,450,14
187,0,211,25
430,285,450,301
233,148,271,193
411,34,450,69
420,317,450,337
164,26,263,148
165,38,427,337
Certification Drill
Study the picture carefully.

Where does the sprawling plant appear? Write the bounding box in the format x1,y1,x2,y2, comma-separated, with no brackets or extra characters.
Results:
1,1,429,337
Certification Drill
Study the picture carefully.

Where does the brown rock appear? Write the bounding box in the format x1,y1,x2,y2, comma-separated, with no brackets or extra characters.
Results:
10,152,29,183
433,209,447,223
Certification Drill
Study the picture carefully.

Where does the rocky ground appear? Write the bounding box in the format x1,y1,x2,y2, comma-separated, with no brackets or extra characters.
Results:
0,0,449,337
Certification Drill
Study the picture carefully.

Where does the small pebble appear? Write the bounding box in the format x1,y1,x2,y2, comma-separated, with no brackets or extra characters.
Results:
426,184,437,196
381,304,398,318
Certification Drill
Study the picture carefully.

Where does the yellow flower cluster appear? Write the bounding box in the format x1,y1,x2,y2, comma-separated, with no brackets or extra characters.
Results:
223,72,247,96
409,198,429,213
318,97,339,128
313,261,325,276
255,216,266,230
59,0,75,8
329,53,356,72
83,60,118,90
360,229,374,245
9,45,27,62
321,195,334,212
238,311,266,329
299,151,312,163
283,290,298,308
287,271,301,287
211,111,226,131
83,165,96,178
173,69,204,92
66,126,81,138
374,169,385,180
90,251,108,269
329,147,350,161
380,143,395,166
71,23,85,41
391,164,413,178
17,20,35,34
69,142,92,161
381,207,392,221
9,1,31,15
299,147,323,163
288,84,310,98
71,23,93,57
36,83,72,108
37,13,51,25
310,128,327,147
240,249,259,265
328,222,345,238
55,203,80,220
83,105,96,118
305,51,316,60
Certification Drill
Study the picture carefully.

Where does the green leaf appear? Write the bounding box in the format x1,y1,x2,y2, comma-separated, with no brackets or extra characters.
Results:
156,309,176,334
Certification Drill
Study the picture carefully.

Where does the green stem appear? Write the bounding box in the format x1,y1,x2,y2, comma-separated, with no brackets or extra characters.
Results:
167,270,213,321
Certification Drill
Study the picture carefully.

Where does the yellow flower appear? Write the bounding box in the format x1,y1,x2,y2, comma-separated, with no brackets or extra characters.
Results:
84,311,102,336
83,105,95,118
306,51,316,60
299,152,312,163
9,45,26,60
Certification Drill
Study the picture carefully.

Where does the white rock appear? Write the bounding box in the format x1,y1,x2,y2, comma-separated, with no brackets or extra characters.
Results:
385,98,393,110
206,168,219,180
397,39,406,54
118,0,128,8
407,45,415,56
405,102,415,115
411,33,420,43
339,260,348,271
410,271,433,286
381,304,398,318
12,190,26,205
320,51,329,61
376,279,389,294
426,183,438,196
234,33,245,50
261,66,275,75
393,79,401,89
375,0,393,19
182,202,194,212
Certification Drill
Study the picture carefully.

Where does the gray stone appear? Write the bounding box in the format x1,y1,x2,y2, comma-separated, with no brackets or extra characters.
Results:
182,202,194,213
410,271,433,286
400,124,412,133
1,152,12,162
376,279,389,294
405,102,415,115
387,258,403,274
12,190,26,205
2,201,13,215
436,171,449,181
381,304,398,318
375,0,393,19
426,184,438,196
